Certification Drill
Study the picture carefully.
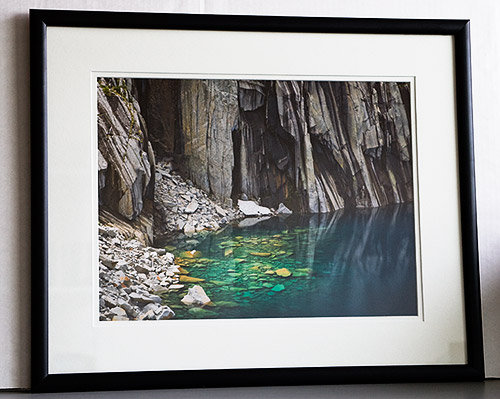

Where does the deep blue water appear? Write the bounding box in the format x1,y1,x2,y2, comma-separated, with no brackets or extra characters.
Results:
162,204,418,319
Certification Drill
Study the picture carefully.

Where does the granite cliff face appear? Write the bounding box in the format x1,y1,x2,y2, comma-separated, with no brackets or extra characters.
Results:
179,79,239,206
138,79,413,213
98,78,413,243
97,78,155,244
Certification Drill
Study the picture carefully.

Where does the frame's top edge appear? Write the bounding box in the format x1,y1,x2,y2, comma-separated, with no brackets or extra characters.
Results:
28,8,469,35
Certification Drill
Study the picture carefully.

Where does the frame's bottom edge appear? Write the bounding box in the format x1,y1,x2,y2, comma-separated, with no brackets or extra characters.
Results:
31,364,485,393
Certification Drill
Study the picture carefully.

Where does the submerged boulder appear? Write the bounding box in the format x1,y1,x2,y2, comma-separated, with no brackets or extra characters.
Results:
275,268,292,277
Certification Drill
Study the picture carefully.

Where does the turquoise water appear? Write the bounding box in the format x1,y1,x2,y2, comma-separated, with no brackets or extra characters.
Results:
160,204,417,319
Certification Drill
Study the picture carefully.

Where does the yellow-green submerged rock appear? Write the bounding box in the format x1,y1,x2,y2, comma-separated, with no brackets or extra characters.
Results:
275,268,292,277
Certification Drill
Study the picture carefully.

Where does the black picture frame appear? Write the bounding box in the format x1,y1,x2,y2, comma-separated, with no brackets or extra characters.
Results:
30,9,484,393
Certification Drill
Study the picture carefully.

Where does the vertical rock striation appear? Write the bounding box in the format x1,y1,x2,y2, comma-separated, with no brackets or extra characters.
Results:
97,78,155,244
229,80,412,212
179,80,239,206
99,78,413,224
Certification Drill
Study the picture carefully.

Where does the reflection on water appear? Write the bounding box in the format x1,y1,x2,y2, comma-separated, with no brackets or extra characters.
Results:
162,204,418,319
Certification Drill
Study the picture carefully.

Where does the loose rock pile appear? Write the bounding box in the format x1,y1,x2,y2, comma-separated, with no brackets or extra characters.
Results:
99,225,179,321
99,160,293,321
154,160,242,238
99,161,242,321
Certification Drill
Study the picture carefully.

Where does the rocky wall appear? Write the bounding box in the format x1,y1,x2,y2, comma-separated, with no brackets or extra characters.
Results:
144,79,413,213
97,78,155,244
98,77,414,242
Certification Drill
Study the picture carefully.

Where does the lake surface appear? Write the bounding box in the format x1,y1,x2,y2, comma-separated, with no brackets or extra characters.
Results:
161,204,418,319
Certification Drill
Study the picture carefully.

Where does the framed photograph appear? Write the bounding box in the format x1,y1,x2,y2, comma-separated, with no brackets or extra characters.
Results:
30,9,484,392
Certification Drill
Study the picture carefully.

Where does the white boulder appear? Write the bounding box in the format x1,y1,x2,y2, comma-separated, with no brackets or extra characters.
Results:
184,200,199,214
238,199,272,216
277,203,293,215
181,285,211,306
184,222,196,236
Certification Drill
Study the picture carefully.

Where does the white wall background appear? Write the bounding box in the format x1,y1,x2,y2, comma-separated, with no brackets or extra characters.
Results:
1,0,499,389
